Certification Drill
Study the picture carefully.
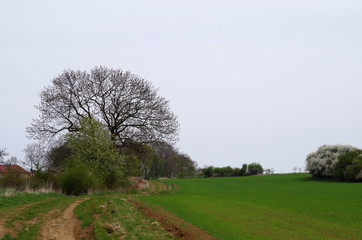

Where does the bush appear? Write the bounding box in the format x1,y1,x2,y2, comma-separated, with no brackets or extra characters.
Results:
306,145,357,178
60,166,100,196
30,170,56,189
336,150,362,181
334,150,361,179
344,160,362,181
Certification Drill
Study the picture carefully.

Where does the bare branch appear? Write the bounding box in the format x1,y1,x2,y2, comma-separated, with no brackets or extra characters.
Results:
27,66,179,146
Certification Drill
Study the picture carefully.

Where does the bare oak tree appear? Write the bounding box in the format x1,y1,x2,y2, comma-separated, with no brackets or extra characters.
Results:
27,66,179,146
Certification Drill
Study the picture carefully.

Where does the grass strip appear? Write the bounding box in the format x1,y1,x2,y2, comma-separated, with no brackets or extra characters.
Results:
0,191,63,209
75,193,173,240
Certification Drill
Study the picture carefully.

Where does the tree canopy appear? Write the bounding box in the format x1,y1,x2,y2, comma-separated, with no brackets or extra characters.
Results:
27,66,179,147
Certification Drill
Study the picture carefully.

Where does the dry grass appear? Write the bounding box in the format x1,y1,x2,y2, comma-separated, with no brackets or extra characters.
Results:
0,188,16,197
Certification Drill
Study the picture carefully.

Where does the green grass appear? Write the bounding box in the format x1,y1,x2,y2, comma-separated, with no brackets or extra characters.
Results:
137,174,362,240
75,193,173,240
0,190,63,209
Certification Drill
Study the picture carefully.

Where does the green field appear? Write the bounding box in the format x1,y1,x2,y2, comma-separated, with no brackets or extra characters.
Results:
137,174,362,240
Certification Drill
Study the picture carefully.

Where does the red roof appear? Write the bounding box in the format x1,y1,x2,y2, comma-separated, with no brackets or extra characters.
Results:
0,165,30,174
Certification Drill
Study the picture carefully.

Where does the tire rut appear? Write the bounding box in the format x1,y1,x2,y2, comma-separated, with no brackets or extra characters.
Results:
38,198,89,240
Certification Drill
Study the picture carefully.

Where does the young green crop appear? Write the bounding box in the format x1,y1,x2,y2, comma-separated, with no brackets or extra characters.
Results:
137,174,362,240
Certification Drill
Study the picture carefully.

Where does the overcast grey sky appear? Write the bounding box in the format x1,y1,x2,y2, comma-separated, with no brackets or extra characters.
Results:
1,0,362,173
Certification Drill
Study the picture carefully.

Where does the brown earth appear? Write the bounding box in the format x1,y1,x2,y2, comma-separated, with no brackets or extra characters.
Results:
38,198,90,240
129,199,218,240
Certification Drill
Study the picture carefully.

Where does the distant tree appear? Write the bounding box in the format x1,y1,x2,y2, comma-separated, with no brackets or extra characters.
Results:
3,156,19,165
202,166,215,178
122,143,159,179
0,148,8,163
240,164,248,176
214,166,234,177
233,168,241,176
247,163,263,175
27,66,179,147
151,141,179,178
149,155,166,179
23,143,47,171
173,153,196,178
293,167,298,173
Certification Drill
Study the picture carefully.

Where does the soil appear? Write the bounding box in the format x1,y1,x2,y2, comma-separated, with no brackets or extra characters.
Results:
38,198,90,240
130,177,150,190
129,199,218,240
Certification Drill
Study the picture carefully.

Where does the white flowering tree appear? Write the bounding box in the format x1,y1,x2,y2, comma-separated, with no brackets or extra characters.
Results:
306,145,357,178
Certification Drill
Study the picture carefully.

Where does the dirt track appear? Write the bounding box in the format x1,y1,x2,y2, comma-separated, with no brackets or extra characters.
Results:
39,198,89,240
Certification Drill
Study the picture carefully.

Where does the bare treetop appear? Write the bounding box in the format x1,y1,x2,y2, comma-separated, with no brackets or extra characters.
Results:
27,66,179,146
0,148,7,163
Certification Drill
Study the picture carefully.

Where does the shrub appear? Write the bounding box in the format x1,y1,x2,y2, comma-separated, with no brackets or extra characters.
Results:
344,160,362,181
30,170,56,189
60,165,100,196
334,150,362,180
306,145,357,178
336,150,362,181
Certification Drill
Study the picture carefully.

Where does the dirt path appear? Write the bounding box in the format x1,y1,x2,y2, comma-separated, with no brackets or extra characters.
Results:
38,198,89,240
129,199,218,240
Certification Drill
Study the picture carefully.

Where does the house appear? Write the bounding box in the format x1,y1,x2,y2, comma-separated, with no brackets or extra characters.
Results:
0,164,31,178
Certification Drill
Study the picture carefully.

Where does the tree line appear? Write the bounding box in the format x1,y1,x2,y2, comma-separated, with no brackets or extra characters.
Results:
199,163,264,178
